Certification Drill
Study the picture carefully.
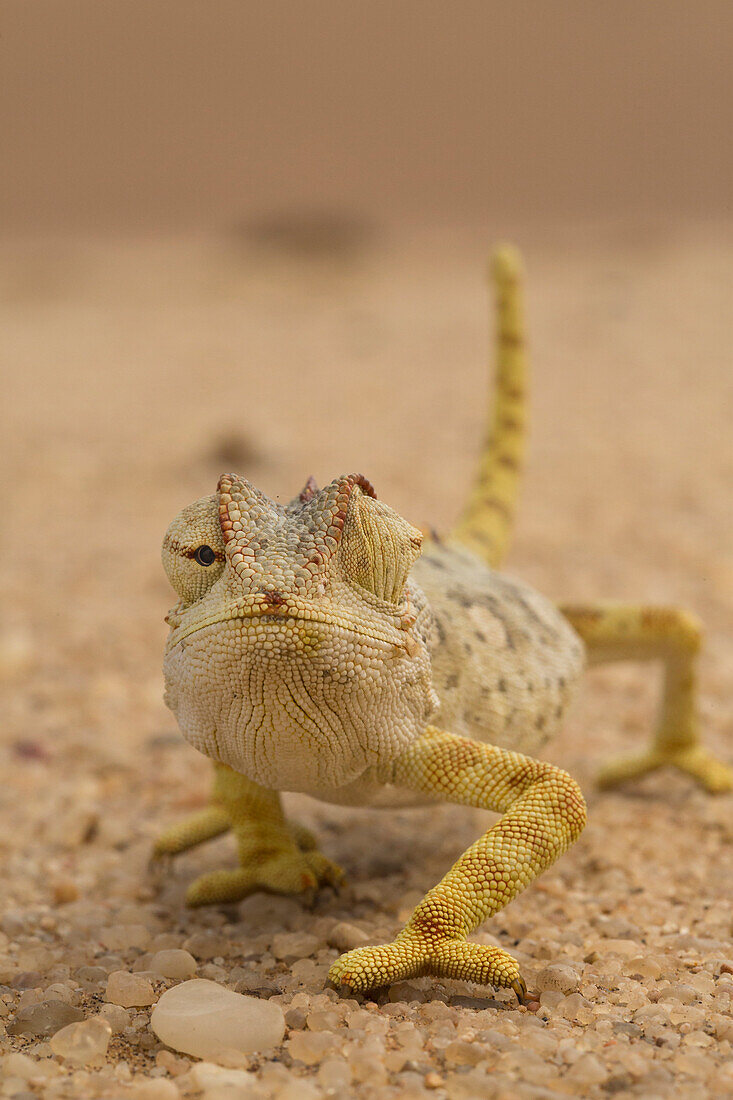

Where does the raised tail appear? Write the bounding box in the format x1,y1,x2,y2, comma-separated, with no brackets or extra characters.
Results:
449,245,528,568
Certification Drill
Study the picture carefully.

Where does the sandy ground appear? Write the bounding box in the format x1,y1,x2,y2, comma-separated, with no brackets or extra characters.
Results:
1,221,732,1097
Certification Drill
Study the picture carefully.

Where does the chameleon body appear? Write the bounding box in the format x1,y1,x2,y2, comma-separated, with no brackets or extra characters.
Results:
156,248,731,999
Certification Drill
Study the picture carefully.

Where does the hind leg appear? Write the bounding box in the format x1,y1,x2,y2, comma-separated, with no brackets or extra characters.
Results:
560,604,732,793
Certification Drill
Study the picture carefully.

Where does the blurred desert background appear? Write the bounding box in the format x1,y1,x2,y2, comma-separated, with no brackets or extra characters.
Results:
1,3,732,1098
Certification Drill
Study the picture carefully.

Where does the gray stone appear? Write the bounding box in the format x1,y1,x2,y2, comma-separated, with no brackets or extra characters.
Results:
8,999,85,1038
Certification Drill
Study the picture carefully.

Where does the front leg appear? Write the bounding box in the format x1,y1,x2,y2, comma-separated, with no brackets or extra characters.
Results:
329,728,586,1000
153,763,343,905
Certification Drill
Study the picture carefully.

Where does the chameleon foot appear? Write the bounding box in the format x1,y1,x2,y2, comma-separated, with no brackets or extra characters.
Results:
329,932,527,1002
597,745,733,793
152,766,344,906
186,847,344,907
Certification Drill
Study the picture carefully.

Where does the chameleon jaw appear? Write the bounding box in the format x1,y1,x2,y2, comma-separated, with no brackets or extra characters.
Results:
166,596,412,650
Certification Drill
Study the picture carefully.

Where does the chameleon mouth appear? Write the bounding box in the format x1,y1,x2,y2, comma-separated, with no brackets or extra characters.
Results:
169,597,406,649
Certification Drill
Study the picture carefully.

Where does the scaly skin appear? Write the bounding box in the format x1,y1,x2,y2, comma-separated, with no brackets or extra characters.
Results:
154,246,731,1001
329,729,586,996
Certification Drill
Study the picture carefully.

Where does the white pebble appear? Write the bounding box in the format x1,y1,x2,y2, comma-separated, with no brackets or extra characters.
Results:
150,979,285,1061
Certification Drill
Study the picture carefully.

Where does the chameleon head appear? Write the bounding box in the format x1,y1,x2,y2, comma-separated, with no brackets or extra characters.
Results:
161,472,436,794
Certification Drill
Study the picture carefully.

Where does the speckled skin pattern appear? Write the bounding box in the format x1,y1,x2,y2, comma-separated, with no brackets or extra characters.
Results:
155,247,731,999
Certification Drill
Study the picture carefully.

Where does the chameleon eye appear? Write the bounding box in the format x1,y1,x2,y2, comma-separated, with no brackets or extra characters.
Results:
194,545,216,566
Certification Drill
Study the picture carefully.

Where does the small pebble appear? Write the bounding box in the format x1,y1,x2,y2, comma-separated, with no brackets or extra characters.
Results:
97,1003,132,1033
658,982,699,1004
326,922,371,952
149,949,198,981
305,1008,341,1031
535,963,581,995
11,971,45,990
129,1081,180,1100
317,1057,352,1091
106,970,156,1008
285,1006,307,1030
2,1052,39,1081
190,1062,258,1092
50,1016,112,1064
52,879,79,905
271,931,322,961
8,999,85,1038
182,932,230,960
151,978,285,1060
444,1039,486,1067
566,1052,608,1086
287,1029,339,1065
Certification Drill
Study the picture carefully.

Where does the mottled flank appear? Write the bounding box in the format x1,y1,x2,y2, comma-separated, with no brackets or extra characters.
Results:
415,544,585,757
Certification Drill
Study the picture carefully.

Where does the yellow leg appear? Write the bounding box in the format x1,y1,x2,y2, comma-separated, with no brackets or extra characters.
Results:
560,604,733,793
153,764,343,905
329,728,586,999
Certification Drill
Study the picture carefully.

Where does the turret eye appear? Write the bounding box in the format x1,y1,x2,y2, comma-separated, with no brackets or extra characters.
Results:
194,545,216,566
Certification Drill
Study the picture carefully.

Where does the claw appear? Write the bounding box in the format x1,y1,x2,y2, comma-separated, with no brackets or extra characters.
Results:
304,850,346,890
511,976,528,1004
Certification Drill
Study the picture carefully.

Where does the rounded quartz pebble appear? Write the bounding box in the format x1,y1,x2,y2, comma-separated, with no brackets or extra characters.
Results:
106,970,156,1008
150,979,285,1060
150,949,197,981
535,963,581,995
49,1017,113,1064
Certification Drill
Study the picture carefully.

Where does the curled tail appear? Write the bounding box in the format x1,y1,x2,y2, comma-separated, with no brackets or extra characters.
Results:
449,245,528,568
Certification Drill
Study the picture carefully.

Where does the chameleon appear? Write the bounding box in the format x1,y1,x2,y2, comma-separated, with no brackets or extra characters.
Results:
154,247,732,1001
